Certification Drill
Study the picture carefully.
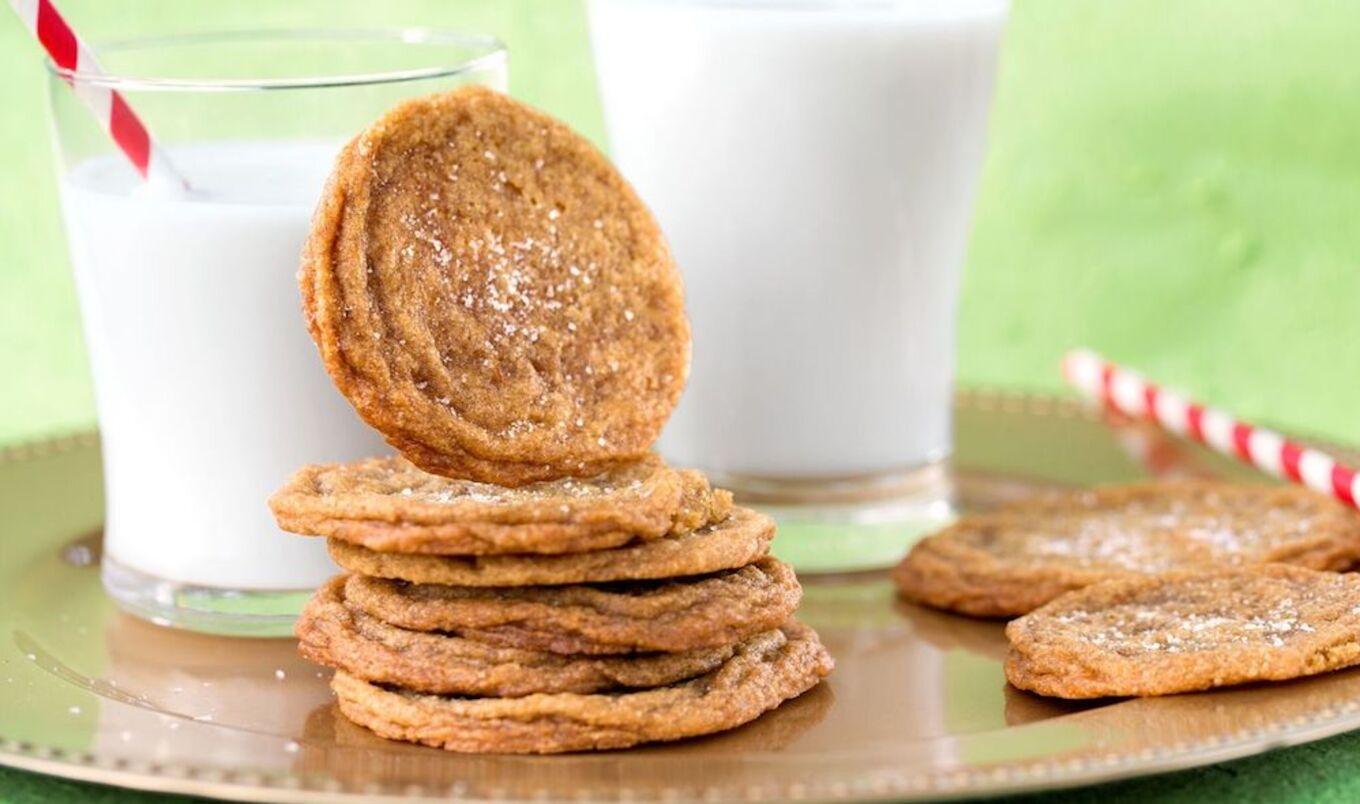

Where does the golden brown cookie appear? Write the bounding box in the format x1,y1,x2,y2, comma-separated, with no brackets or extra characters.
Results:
344,557,802,655
297,576,741,696
1005,564,1360,699
330,622,833,753
670,468,734,534
301,85,689,485
327,505,766,587
269,455,729,555
894,481,1360,618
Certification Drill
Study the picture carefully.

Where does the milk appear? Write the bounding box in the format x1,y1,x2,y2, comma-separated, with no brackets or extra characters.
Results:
60,142,387,590
589,0,1008,480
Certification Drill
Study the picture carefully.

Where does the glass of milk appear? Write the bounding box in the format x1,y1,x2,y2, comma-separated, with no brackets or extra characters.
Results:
46,30,507,635
588,0,1009,571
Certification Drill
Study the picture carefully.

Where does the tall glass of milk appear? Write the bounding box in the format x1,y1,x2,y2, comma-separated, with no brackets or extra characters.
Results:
46,30,507,635
588,0,1008,571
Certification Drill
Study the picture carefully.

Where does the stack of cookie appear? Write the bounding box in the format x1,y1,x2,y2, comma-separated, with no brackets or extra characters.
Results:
270,86,831,753
271,457,828,753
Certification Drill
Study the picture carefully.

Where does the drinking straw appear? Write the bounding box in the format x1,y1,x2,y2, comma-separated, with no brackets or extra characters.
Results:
8,0,186,186
1062,348,1360,508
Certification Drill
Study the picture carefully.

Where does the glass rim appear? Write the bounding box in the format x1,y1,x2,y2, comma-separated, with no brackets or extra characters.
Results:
43,27,507,92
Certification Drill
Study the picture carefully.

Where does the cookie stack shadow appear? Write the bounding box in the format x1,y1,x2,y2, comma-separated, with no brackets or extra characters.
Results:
271,455,833,754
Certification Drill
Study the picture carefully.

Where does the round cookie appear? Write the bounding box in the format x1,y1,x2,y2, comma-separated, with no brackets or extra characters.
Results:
1005,565,1360,699
269,455,723,555
301,85,690,485
297,576,742,696
327,506,767,587
330,623,834,754
343,558,802,655
894,481,1360,618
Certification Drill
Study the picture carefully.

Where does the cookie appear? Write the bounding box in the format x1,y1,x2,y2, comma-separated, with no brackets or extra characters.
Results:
1005,564,1360,699
301,85,689,485
343,557,802,655
327,505,766,587
669,469,736,535
301,685,834,782
330,622,833,753
894,481,1360,617
297,576,741,696
270,455,728,555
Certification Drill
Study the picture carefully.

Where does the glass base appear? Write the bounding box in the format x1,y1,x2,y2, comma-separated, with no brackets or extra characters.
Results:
712,461,955,574
101,556,311,638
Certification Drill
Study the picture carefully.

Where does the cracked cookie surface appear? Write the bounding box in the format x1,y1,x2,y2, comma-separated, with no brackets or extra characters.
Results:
330,622,833,753
895,481,1360,617
1005,564,1360,698
269,455,724,555
344,557,802,654
298,576,742,695
326,504,766,587
301,85,689,485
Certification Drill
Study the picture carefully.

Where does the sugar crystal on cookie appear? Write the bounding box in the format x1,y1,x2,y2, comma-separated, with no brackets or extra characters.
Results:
302,86,689,484
1006,566,1360,697
895,480,1360,617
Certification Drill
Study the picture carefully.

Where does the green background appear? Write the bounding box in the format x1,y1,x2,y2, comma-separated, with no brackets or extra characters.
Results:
5,0,1360,801
4,0,1360,448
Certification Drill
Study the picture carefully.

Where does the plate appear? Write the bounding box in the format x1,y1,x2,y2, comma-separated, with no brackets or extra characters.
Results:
4,389,1360,803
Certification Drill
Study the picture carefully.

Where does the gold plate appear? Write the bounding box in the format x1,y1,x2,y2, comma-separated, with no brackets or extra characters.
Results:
4,390,1360,802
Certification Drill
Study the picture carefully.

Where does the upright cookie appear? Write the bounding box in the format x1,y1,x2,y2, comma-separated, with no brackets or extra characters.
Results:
327,506,766,587
344,558,802,655
298,577,743,696
894,481,1360,617
330,623,833,754
269,455,725,555
302,86,689,485
1005,565,1360,698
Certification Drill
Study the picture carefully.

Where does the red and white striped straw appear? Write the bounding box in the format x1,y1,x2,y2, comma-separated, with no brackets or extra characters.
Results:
9,0,184,186
1062,348,1360,508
